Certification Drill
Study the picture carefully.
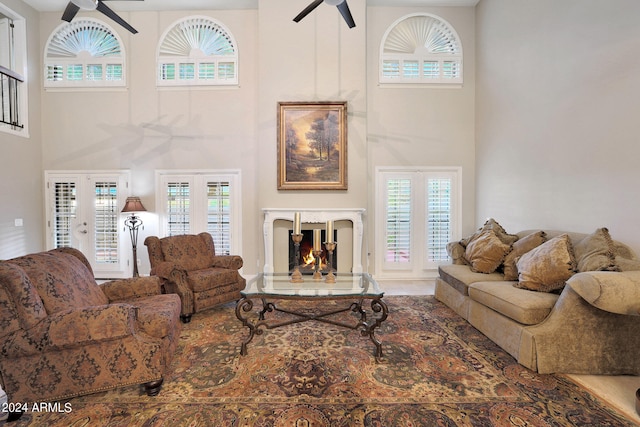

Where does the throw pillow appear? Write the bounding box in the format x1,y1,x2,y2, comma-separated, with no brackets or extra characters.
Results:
464,229,512,274
573,227,617,272
503,231,547,281
482,218,519,246
515,234,576,292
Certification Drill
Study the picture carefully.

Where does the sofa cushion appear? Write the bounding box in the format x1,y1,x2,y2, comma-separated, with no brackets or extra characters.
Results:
160,235,215,272
464,229,512,274
515,234,576,293
438,264,505,296
503,231,547,281
8,252,108,315
573,228,617,272
469,281,559,325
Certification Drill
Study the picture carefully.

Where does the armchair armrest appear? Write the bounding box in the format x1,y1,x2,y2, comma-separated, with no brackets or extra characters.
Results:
151,261,185,279
2,304,137,358
211,255,243,270
101,276,163,302
568,271,640,316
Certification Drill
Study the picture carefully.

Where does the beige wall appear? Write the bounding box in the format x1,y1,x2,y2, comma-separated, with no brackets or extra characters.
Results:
476,0,640,254
0,0,42,259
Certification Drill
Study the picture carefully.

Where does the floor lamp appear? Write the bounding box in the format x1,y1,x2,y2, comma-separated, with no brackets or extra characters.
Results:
122,196,147,277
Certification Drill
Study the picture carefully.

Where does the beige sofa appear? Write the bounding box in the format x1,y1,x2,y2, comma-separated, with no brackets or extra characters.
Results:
435,222,640,375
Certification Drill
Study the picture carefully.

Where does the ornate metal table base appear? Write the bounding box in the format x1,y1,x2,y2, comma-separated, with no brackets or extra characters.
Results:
235,296,388,361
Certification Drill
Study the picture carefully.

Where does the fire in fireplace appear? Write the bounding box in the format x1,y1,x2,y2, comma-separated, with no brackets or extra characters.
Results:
289,229,337,274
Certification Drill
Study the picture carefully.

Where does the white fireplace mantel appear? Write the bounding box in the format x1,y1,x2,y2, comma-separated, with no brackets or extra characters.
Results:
262,208,365,274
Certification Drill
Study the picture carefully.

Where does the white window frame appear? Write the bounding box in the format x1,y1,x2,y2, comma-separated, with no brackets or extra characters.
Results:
156,170,242,256
44,170,131,279
379,13,463,87
0,4,28,137
44,18,127,90
157,16,238,88
375,166,462,279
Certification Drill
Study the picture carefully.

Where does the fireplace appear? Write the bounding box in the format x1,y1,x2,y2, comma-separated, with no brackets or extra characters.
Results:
289,229,338,274
262,208,365,274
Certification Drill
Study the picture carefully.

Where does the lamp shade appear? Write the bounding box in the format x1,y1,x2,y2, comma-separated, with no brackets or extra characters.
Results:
121,197,147,213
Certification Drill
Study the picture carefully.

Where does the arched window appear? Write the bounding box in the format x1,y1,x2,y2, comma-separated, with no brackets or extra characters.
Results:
157,16,238,87
380,13,462,86
44,19,126,89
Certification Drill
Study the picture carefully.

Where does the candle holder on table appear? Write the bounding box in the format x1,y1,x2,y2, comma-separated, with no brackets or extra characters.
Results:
290,233,304,283
312,249,323,281
324,241,337,284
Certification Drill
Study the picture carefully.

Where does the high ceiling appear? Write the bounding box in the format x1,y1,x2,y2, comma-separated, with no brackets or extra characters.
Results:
21,0,479,13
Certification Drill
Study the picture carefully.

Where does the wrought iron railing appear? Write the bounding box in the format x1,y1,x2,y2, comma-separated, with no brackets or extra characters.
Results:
0,65,24,130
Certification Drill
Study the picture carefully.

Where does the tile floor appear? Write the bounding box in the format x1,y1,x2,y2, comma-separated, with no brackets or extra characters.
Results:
379,279,640,425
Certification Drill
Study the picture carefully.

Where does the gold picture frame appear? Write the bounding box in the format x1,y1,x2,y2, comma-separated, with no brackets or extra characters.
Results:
277,101,348,190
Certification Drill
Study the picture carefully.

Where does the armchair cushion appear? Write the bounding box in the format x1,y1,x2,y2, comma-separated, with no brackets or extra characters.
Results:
159,233,214,271
187,268,242,292
7,252,108,315
0,263,46,333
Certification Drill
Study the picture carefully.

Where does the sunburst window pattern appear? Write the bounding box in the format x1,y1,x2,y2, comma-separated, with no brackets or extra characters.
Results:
44,19,125,88
157,16,238,86
380,14,462,85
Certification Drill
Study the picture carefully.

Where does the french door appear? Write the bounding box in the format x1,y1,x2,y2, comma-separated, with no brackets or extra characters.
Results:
375,167,462,279
45,171,130,278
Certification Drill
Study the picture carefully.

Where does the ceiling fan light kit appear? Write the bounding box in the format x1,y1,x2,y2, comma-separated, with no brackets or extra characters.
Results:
62,0,140,34
294,0,356,28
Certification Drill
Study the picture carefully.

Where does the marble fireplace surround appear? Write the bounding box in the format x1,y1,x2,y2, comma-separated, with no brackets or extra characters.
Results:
262,208,365,274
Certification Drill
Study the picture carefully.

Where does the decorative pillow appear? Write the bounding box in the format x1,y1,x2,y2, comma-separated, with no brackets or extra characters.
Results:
573,228,617,272
482,218,519,246
464,229,512,274
446,241,467,265
614,256,640,272
514,234,576,293
503,231,547,281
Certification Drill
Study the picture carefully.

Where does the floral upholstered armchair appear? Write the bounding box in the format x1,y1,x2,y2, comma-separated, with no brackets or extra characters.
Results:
0,248,182,403
145,232,246,323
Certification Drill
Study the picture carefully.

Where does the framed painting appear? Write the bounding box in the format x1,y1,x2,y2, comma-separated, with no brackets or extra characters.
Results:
277,101,348,190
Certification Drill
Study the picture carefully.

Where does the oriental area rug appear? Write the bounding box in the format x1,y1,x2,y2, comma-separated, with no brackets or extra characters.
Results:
7,296,635,426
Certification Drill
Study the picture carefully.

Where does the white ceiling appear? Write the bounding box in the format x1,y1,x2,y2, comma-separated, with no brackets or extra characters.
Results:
21,0,479,13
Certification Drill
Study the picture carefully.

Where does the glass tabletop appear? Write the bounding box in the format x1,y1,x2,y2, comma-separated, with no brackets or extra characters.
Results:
242,273,383,298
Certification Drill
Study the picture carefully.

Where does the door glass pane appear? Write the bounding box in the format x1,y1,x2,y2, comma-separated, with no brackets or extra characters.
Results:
207,181,230,255
386,178,411,263
53,182,77,248
167,182,190,236
94,181,119,264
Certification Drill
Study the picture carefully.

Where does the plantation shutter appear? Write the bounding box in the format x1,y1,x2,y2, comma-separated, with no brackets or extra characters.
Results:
53,181,77,248
93,181,119,264
426,177,452,264
207,180,231,255
166,181,191,236
385,177,412,265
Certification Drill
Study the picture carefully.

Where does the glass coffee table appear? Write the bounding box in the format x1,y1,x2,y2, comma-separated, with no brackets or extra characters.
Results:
235,273,388,361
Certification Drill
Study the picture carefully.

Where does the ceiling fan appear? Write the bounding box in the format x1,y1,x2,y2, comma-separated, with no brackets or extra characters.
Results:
61,0,141,34
294,0,356,29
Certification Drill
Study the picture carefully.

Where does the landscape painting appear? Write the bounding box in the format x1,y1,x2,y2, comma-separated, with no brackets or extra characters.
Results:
277,101,347,190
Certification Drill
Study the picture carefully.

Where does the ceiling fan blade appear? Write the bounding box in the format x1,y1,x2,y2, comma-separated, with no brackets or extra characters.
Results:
96,0,138,34
293,0,324,23
61,2,80,22
337,1,356,28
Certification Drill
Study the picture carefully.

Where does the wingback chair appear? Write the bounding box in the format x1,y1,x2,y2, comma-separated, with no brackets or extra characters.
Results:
0,247,182,403
144,233,246,323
